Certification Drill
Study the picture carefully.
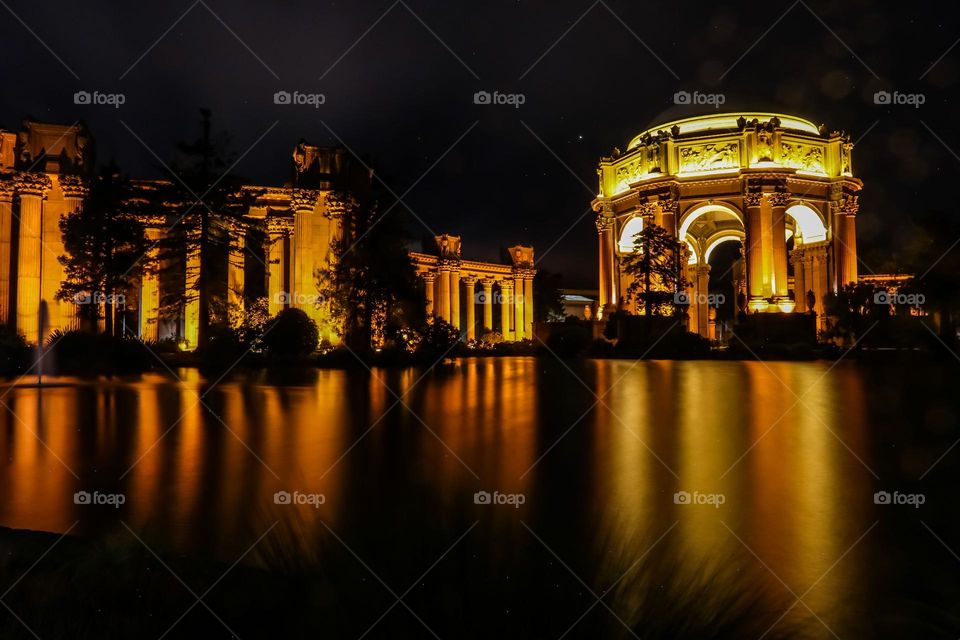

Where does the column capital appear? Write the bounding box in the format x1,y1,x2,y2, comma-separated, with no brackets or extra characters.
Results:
421,271,437,283
479,277,496,288
15,172,51,197
323,192,354,219
767,192,790,207
291,188,319,213
637,202,658,218
744,192,763,207
499,279,514,290
60,174,88,199
267,216,292,236
0,180,14,203
656,198,678,215
838,195,859,216
595,213,614,233
461,275,478,285
438,258,461,271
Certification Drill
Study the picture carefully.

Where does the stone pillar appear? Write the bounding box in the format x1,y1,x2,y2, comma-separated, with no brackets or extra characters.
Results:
523,272,534,341
438,265,451,323
422,272,436,321
658,199,677,235
790,248,806,312
685,263,698,331
809,242,829,329
744,193,765,311
708,306,717,341
841,197,859,286
463,277,477,341
139,227,161,341
769,192,791,308
480,278,494,333
696,264,711,337
499,280,514,340
831,201,846,290
266,218,287,315
228,223,245,326
291,189,315,311
59,176,87,333
596,210,616,318
184,242,201,349
449,267,461,330
513,272,525,340
0,183,14,326
15,174,50,344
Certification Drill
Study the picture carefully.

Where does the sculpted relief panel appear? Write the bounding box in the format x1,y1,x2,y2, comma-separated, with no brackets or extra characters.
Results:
678,142,740,173
780,141,825,174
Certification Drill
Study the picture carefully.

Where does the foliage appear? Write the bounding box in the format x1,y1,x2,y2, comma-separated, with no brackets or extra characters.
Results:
262,308,319,357
44,330,153,375
415,319,460,360
533,268,565,322
621,222,689,317
56,165,151,336
545,320,593,358
154,109,251,350
236,297,272,351
316,188,425,353
0,326,31,377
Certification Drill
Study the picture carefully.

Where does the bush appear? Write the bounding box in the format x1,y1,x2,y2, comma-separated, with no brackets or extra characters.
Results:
0,326,30,377
416,319,460,361
262,309,319,357
545,321,593,358
45,330,153,375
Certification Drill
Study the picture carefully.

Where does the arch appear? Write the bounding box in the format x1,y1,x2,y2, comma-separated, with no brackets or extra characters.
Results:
617,216,645,253
677,202,745,241
785,203,827,244
703,232,745,263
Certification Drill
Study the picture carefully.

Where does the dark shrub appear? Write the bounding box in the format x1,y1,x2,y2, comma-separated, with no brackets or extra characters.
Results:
262,309,319,357
0,326,30,377
45,330,153,376
198,326,246,374
415,319,461,361
546,321,592,358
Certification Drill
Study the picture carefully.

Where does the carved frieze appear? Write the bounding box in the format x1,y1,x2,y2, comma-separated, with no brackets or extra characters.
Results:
678,142,739,173
779,141,825,174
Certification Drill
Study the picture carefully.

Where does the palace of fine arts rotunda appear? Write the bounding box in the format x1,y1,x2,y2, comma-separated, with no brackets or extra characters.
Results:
592,112,864,337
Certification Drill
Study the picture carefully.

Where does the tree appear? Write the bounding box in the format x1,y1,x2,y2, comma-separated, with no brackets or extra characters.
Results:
56,165,151,336
621,222,689,317
155,109,249,350
316,187,424,353
533,268,565,322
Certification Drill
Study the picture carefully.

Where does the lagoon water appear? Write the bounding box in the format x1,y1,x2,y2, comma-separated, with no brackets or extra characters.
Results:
1,358,958,637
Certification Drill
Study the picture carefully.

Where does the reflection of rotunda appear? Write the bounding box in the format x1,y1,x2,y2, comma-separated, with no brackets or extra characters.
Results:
592,113,862,335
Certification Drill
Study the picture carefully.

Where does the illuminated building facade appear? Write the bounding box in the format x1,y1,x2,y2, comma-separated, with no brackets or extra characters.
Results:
411,236,535,342
592,113,862,335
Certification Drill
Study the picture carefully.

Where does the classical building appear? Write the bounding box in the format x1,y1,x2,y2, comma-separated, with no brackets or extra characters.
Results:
0,120,535,347
592,112,862,335
411,236,535,342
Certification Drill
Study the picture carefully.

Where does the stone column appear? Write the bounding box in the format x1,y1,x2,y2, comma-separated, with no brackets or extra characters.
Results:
184,242,201,349
59,176,87,332
596,210,616,318
499,280,514,340
437,264,451,323
228,222,245,326
744,193,765,311
696,264,711,337
790,248,806,312
769,192,790,308
523,272,534,341
831,200,846,290
841,197,859,286
266,218,287,315
291,189,315,311
463,276,477,341
513,272,525,340
422,272,436,321
450,267,461,330
809,242,829,329
15,174,50,344
658,199,677,235
139,226,161,341
480,278,494,333
0,182,14,326
685,263,698,331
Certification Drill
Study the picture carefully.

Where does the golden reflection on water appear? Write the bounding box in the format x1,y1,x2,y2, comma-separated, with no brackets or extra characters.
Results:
0,359,875,631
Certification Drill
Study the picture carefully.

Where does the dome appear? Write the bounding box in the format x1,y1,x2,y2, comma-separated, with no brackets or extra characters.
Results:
626,113,822,151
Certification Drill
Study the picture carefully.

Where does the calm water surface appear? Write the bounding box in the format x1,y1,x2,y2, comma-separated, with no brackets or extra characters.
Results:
1,358,958,638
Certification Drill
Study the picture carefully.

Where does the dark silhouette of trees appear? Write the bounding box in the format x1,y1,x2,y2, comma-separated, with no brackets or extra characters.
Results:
620,222,689,317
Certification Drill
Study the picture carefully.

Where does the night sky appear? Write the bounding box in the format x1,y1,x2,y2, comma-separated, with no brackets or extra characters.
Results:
1,0,958,286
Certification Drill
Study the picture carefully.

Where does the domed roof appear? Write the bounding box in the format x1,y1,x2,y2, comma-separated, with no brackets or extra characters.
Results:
626,113,821,151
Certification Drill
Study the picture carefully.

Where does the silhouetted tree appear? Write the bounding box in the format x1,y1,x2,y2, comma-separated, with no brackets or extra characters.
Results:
621,223,689,317
56,164,151,336
533,268,565,322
